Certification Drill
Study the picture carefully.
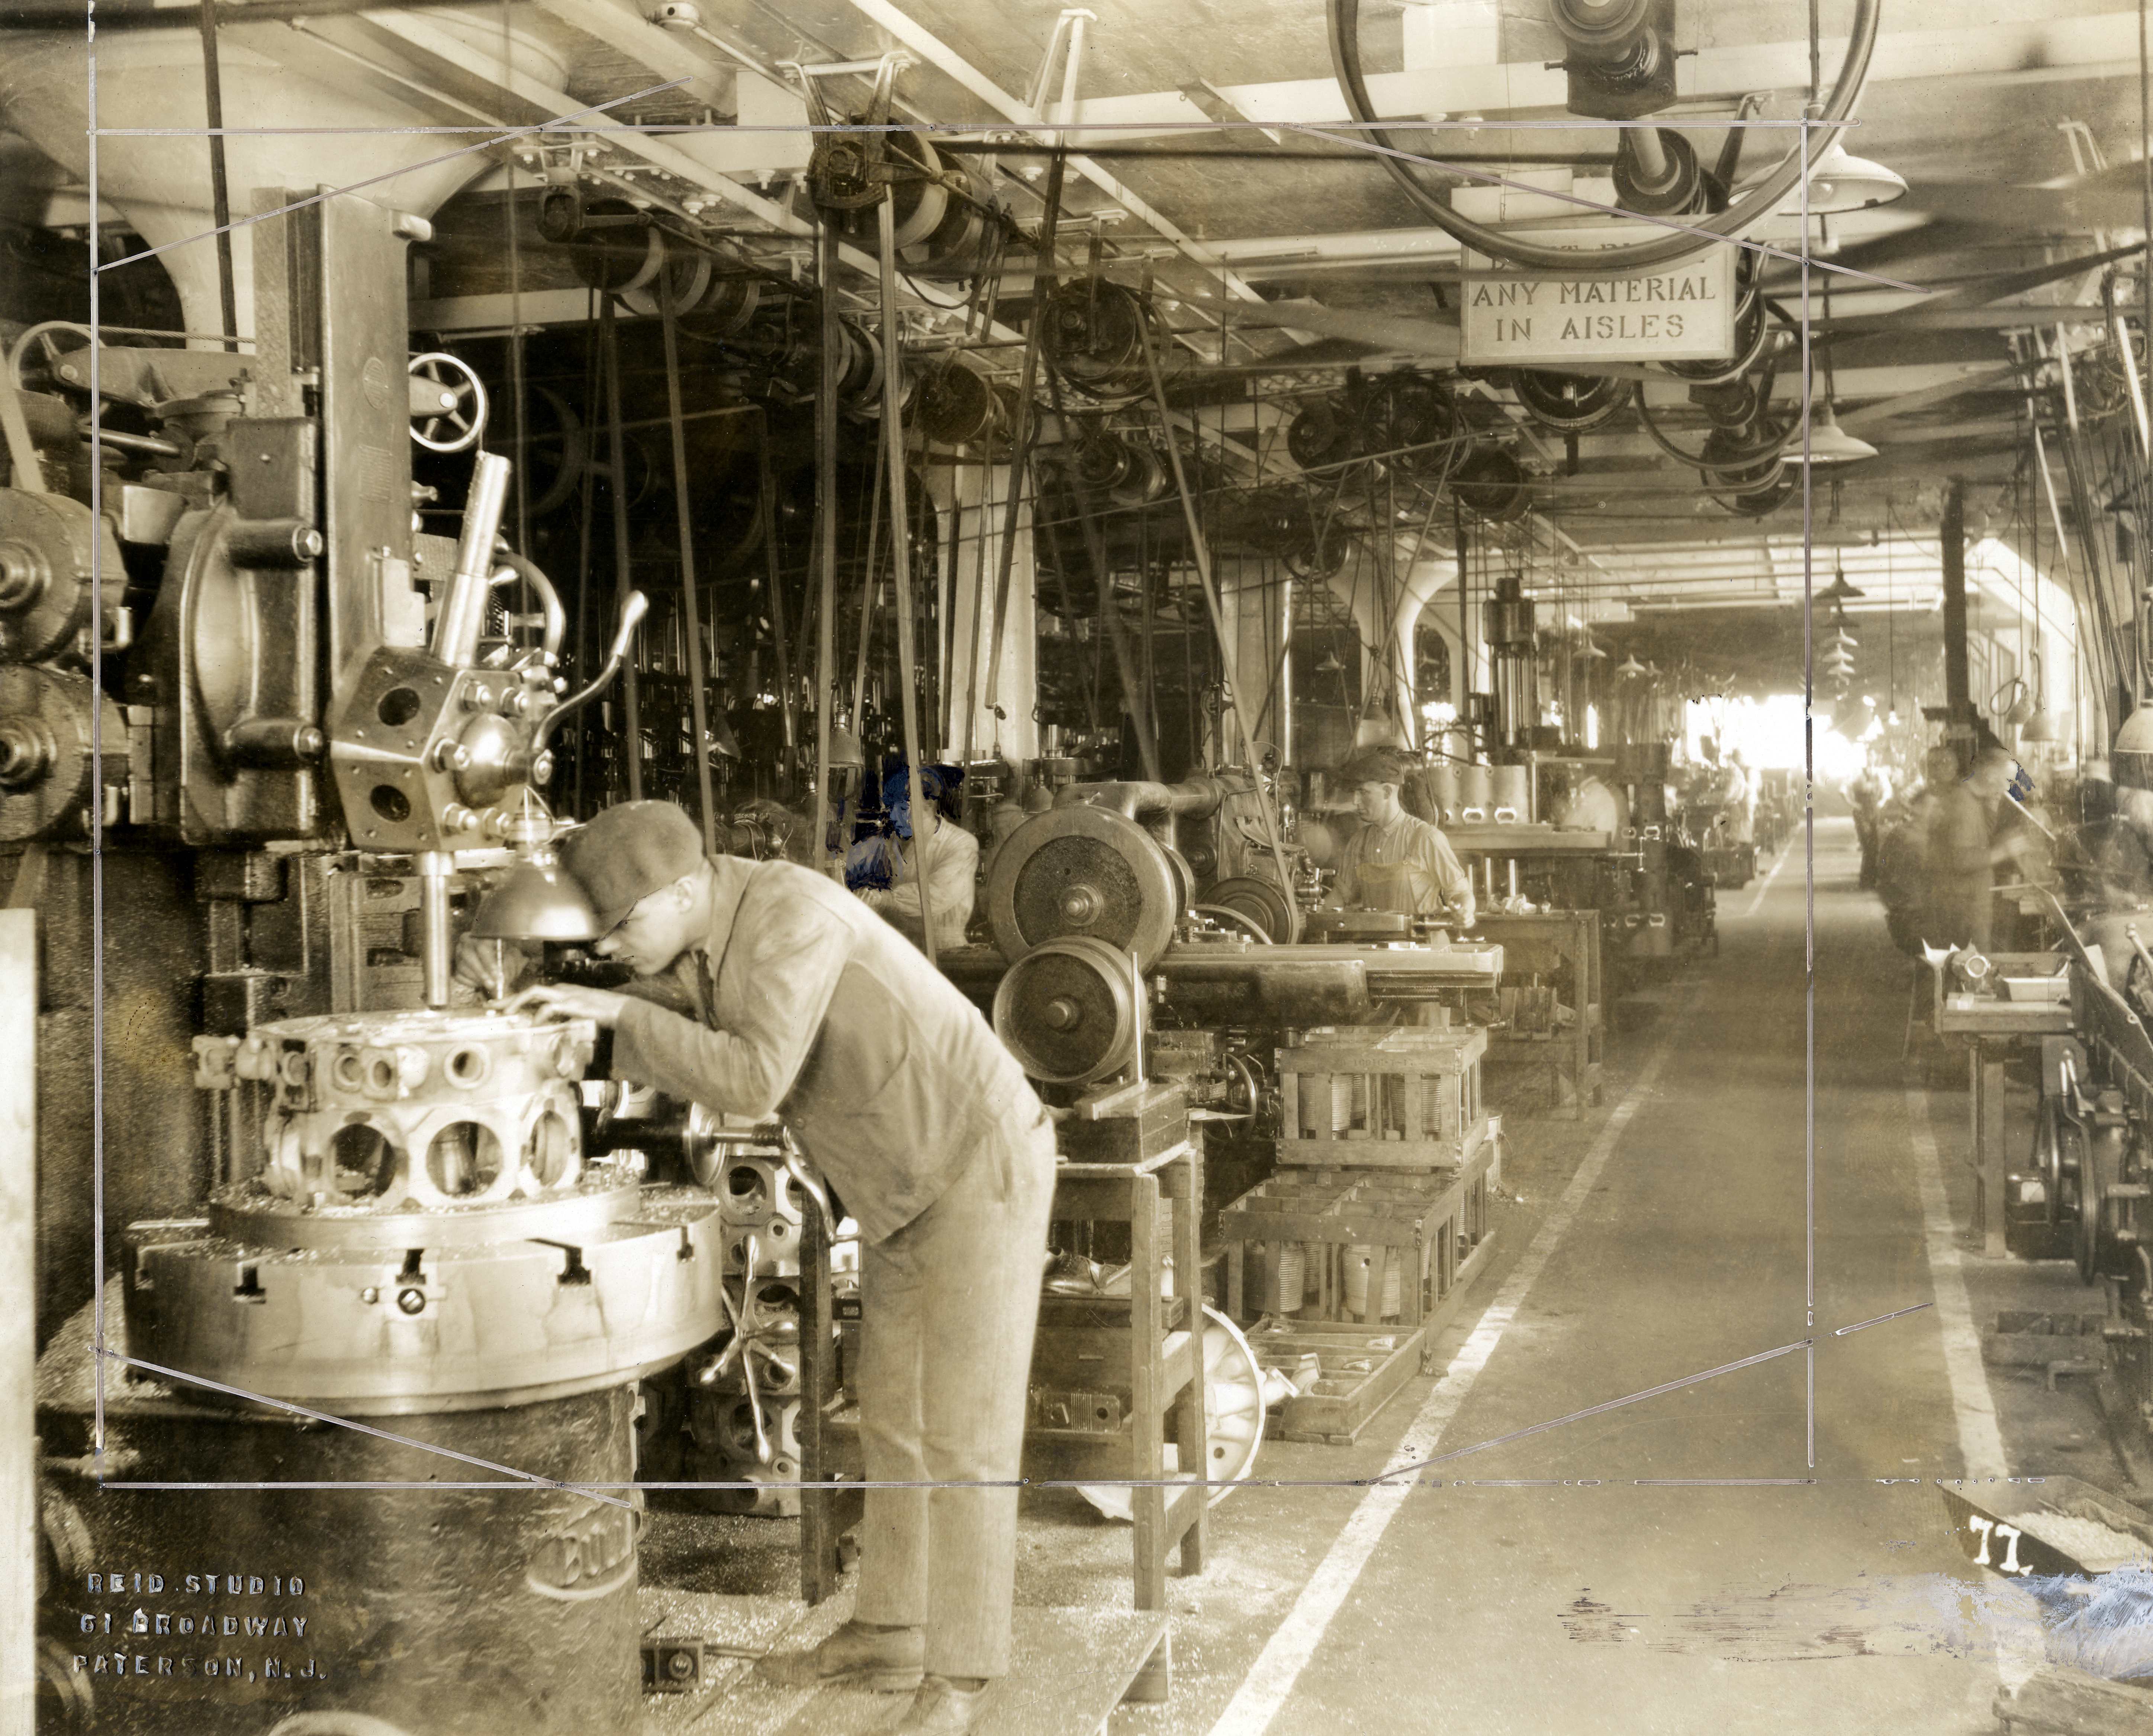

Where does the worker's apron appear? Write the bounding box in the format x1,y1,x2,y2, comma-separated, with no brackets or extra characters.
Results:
1354,855,1429,917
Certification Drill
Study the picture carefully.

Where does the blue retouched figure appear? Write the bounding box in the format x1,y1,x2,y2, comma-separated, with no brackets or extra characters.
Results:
844,763,977,952
847,764,958,891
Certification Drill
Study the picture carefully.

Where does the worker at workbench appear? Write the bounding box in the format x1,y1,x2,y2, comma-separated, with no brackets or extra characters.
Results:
1924,743,2031,952
495,801,1053,1736
1325,747,1475,926
846,762,978,952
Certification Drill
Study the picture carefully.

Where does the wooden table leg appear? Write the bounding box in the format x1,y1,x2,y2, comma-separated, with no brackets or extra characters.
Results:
1975,1042,2009,1258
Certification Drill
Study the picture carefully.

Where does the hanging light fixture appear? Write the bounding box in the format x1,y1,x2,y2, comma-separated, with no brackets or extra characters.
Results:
1791,397,1880,465
1737,140,1907,216
1816,557,1865,605
1616,652,1647,678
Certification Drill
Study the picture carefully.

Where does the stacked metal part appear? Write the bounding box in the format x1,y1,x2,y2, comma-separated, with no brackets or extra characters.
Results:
679,1143,819,1515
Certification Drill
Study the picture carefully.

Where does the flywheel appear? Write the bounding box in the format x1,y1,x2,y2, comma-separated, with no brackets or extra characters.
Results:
985,803,1180,968
992,935,1141,1086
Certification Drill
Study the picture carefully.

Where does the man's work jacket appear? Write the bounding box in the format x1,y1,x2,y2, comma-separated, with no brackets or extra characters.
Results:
611,855,1041,1243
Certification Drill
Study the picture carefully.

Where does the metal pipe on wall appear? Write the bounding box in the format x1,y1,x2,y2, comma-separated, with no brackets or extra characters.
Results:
599,296,643,800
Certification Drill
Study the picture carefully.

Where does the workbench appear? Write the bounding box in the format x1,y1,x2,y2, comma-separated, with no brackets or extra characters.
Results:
1928,954,2073,1257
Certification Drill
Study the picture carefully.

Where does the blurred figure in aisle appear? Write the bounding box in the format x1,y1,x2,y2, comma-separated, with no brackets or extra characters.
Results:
1848,759,1888,888
847,762,977,953
1325,747,1475,925
1878,747,1956,956
1924,744,2032,951
1721,749,1756,847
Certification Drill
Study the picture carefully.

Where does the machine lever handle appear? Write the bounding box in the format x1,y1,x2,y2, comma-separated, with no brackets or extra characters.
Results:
535,591,649,750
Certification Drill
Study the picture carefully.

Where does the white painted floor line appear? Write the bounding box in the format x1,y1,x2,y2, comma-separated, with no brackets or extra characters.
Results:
1206,984,1700,1736
1740,837,1794,918
1902,1081,2009,1481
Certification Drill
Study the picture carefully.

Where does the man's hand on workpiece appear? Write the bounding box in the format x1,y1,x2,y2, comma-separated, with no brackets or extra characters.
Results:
503,983,630,1028
452,933,533,997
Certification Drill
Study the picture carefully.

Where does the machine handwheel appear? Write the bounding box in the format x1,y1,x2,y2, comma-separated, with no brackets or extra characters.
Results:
7,321,95,397
408,351,489,453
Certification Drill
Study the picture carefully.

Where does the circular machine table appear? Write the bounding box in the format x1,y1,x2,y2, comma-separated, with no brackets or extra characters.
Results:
985,803,1180,969
1079,1307,1266,1520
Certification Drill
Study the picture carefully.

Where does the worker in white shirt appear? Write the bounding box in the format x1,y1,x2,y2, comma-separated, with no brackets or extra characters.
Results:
846,763,979,952
1325,748,1475,926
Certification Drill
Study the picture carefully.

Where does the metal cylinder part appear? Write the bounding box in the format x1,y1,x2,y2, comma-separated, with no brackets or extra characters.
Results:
419,851,454,1008
225,516,325,569
139,1008,726,1413
1426,762,1459,823
433,451,513,668
1456,763,1493,821
1491,763,1531,823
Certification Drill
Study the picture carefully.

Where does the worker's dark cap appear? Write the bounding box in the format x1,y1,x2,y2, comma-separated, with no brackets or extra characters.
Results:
1335,748,1411,788
882,762,962,807
560,801,707,932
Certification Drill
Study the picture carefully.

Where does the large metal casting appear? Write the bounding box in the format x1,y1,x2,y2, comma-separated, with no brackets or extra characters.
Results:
133,1008,727,1413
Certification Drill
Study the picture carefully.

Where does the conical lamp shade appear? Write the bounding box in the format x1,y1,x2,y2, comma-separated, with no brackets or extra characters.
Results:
1792,401,1879,466
472,859,601,942
2021,711,2059,743
1739,140,1909,216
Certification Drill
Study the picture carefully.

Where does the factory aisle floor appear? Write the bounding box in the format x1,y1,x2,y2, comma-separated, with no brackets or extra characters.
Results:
1106,816,2035,1735
649,817,2079,1735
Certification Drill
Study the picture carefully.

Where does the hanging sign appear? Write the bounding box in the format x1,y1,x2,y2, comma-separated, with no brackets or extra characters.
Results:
1458,248,1737,366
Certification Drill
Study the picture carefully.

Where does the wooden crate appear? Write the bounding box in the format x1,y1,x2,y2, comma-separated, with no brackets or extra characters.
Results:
1222,1137,1496,1330
1220,1140,1498,1443
1276,1025,1488,1169
1242,1227,1500,1444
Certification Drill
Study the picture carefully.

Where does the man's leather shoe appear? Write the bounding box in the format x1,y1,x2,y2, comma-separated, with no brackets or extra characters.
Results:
892,1675,989,1734
754,1620,924,1692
